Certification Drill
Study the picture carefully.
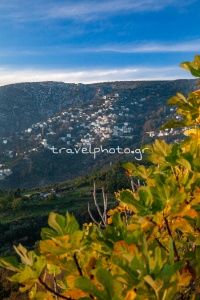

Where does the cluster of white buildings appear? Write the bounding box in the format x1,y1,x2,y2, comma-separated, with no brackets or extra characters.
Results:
146,127,189,139
1,91,181,174
20,92,138,149
0,168,12,180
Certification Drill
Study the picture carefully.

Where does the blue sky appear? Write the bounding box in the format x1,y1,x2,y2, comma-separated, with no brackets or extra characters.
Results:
0,0,200,85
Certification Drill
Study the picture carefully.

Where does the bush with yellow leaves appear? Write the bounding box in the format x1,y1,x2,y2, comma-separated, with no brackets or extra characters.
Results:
0,55,200,300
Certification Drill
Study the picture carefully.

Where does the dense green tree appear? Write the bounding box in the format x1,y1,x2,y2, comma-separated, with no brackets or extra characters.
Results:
14,188,21,198
11,198,22,211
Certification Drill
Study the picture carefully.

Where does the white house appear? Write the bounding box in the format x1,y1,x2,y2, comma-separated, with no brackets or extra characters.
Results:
146,131,155,137
157,131,164,137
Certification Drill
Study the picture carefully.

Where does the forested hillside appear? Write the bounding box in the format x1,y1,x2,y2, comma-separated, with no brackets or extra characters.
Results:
0,79,198,189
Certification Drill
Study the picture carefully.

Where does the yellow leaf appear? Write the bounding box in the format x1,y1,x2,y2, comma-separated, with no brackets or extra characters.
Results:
64,287,88,299
138,217,156,230
184,128,200,142
125,290,137,300
190,188,200,206
114,240,135,256
107,205,126,216
171,203,198,218
127,223,140,231
178,267,192,287
107,217,113,225
170,218,194,233
185,208,198,218
192,89,200,97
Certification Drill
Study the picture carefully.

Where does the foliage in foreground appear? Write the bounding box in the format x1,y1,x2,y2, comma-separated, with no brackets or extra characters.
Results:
0,55,200,300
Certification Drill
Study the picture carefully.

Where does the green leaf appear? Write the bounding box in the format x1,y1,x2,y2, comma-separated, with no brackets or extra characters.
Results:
112,211,126,228
118,189,153,216
96,268,116,298
161,120,186,129
150,247,163,274
176,158,191,171
13,244,34,266
180,55,200,77
0,256,21,272
29,286,48,300
12,245,46,278
159,264,176,283
194,237,200,246
47,264,61,275
112,255,141,286
41,212,79,239
48,212,66,235
122,162,136,171
122,163,154,180
75,276,107,300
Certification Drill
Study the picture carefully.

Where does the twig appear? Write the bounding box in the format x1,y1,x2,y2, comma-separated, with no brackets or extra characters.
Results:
130,177,136,192
155,238,169,253
164,217,180,261
88,182,108,227
73,252,83,276
73,252,95,300
102,186,108,224
38,276,74,300
88,201,105,228
124,208,128,226
176,287,192,299
93,182,106,226
54,275,58,300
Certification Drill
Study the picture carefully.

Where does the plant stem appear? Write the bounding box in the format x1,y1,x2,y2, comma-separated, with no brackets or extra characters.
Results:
164,217,180,261
73,252,83,276
38,276,74,300
155,238,169,253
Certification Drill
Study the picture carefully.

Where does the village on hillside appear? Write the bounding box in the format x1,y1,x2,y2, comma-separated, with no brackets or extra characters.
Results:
0,90,189,181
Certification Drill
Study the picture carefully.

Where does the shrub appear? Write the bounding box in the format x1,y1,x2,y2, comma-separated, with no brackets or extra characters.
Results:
0,55,200,300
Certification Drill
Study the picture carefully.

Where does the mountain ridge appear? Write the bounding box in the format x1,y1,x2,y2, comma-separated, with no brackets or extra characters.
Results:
0,78,198,189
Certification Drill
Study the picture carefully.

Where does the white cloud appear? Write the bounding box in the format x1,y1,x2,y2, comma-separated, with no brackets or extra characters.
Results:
0,66,193,86
0,39,199,59
46,0,196,22
0,0,196,22
82,39,200,53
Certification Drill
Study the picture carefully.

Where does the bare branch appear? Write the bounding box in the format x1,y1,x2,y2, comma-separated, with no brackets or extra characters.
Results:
124,208,128,226
53,275,58,300
130,177,136,192
102,186,107,224
88,201,105,227
38,277,74,300
92,181,106,226
137,179,140,188
164,217,180,262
